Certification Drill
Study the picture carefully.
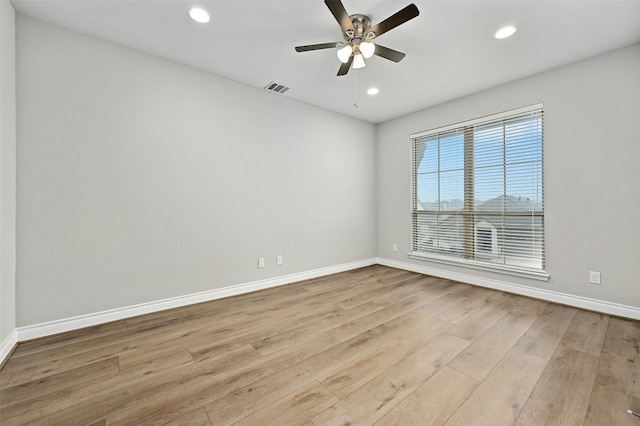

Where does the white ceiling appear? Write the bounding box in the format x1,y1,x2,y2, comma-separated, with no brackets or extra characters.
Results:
11,0,640,123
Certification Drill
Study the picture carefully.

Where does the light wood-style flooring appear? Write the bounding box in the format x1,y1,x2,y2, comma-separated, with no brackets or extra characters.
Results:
1,265,639,425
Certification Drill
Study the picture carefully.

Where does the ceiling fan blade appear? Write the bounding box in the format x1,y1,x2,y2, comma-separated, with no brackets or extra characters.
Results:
367,4,419,39
324,0,355,35
337,56,353,76
373,44,406,63
295,42,338,52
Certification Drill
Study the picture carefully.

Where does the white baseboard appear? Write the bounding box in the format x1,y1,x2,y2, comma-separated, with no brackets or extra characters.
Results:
15,258,377,342
377,257,640,320
0,328,18,366
8,255,637,365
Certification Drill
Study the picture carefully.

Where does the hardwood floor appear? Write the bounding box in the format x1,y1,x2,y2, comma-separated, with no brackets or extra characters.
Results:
1,265,639,425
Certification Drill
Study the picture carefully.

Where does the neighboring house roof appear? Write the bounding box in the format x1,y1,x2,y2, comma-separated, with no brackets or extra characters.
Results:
475,194,540,212
418,195,542,232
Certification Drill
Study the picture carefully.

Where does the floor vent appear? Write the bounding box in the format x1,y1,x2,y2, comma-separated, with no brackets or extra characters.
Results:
264,81,290,94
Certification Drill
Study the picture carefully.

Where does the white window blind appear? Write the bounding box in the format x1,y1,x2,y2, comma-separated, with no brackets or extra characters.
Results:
411,104,545,276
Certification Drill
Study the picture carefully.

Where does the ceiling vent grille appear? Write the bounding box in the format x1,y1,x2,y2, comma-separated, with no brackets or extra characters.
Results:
264,81,290,94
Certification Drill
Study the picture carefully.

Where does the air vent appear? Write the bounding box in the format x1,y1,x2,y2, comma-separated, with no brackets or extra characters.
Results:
264,81,290,94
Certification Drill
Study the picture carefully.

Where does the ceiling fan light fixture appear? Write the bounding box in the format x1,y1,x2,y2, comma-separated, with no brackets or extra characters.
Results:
353,53,366,69
337,45,353,63
359,41,375,59
495,25,516,39
188,7,210,23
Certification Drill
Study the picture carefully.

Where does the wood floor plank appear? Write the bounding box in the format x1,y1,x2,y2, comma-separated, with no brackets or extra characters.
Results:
560,310,609,357
187,307,309,362
375,300,459,340
1,266,637,425
161,407,212,426
106,333,341,426
319,317,453,400
44,345,263,426
584,383,640,426
325,295,428,342
381,292,467,336
232,381,338,426
0,357,120,408
593,316,640,399
444,347,548,425
4,317,185,380
295,267,394,296
334,274,428,310
375,366,478,426
118,337,197,370
512,303,577,360
250,301,384,356
602,317,640,360
447,310,537,381
595,351,640,398
446,293,517,341
289,280,385,311
444,280,479,297
119,350,194,378
0,343,257,425
311,333,470,426
509,294,549,316
6,321,129,359
204,327,396,425
514,346,600,425
365,275,447,306
240,290,329,318
433,286,504,325
318,338,413,401
0,365,35,390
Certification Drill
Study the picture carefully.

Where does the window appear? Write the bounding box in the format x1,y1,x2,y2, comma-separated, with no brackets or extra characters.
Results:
476,228,493,253
411,104,546,278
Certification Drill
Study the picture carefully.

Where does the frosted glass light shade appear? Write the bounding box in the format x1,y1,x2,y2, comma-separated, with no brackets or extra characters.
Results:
353,53,366,69
189,8,210,23
495,26,516,39
359,42,375,59
337,45,353,63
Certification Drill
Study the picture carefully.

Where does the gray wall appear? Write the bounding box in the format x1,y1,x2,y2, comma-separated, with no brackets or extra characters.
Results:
11,14,640,332
377,43,640,309
16,16,376,326
1,0,17,347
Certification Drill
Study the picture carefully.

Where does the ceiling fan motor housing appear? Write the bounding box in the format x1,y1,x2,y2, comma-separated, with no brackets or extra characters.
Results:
345,14,373,46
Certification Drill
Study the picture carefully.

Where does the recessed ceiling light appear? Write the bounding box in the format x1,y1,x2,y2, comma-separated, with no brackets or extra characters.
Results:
495,25,516,39
189,8,210,24
367,87,379,95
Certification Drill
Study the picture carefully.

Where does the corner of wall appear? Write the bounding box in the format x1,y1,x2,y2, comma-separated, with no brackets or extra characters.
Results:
0,0,18,367
0,329,18,367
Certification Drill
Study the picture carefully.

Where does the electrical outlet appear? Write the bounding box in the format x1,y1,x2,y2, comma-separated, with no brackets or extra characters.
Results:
392,244,398,252
276,255,283,265
258,258,265,268
589,271,601,285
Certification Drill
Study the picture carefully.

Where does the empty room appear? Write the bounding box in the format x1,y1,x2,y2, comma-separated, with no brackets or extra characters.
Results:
1,0,639,424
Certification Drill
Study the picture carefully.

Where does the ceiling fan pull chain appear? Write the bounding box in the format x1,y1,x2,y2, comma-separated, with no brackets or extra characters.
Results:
353,69,359,108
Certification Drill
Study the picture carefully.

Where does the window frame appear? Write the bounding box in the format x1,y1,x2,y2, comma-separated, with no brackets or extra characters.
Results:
409,104,549,281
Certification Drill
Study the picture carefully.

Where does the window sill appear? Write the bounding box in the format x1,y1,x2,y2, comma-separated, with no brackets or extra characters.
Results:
408,251,550,282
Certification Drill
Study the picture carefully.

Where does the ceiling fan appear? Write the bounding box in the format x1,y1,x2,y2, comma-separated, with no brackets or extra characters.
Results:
295,0,419,76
